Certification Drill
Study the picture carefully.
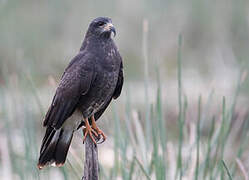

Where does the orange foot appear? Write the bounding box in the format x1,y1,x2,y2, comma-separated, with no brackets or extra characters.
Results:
91,116,107,144
83,118,98,144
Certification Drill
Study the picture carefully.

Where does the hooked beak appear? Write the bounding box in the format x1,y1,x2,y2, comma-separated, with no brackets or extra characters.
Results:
104,23,116,37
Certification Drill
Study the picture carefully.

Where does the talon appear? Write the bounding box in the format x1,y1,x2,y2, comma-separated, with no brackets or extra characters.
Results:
91,116,107,143
91,128,98,137
95,128,107,142
82,118,98,144
97,136,106,144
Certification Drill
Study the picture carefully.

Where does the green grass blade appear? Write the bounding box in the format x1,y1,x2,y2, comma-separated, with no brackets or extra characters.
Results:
203,116,215,178
128,156,136,180
176,34,183,180
155,63,167,178
142,19,151,148
133,110,148,172
112,104,121,178
134,156,151,180
195,95,201,180
222,160,233,180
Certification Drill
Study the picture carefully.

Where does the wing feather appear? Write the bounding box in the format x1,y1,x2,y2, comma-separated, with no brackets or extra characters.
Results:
112,61,123,99
43,52,95,129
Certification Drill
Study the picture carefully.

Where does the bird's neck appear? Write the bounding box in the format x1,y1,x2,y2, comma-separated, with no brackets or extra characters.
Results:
80,35,113,52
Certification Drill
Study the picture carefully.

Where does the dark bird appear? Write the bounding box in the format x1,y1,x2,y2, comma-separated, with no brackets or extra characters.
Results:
37,17,123,169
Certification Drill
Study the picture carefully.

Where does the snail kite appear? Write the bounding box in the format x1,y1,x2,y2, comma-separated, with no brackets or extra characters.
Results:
37,17,123,169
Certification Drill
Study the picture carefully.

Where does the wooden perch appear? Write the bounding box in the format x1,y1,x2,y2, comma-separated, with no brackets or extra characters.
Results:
82,135,99,180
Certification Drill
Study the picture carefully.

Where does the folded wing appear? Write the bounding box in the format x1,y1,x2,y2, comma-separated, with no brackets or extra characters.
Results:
43,52,95,129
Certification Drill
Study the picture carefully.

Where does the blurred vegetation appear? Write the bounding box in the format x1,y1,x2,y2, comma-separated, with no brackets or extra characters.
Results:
0,0,249,179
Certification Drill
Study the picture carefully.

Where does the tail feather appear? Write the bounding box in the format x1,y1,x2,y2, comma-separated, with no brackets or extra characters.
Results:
37,127,73,169
54,129,73,166
40,127,56,154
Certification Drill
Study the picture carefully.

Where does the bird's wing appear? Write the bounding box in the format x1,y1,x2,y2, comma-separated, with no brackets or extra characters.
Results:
112,61,124,99
94,61,123,120
43,52,95,129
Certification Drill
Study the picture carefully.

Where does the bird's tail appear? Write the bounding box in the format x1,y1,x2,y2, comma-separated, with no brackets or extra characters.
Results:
37,127,73,169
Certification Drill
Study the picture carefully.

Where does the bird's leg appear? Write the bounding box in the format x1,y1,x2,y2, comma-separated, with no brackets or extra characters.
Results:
82,118,98,144
91,116,107,143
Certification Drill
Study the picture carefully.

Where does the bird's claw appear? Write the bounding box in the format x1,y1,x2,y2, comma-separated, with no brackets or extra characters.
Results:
93,128,107,144
92,122,107,144
83,127,98,144
83,116,107,144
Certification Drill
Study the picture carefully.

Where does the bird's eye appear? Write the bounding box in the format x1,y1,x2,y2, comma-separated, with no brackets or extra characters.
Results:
97,21,105,26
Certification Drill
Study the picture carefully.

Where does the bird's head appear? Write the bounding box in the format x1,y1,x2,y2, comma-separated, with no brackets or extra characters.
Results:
87,17,116,39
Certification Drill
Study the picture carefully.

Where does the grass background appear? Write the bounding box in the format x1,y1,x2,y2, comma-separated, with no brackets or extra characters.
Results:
0,0,249,179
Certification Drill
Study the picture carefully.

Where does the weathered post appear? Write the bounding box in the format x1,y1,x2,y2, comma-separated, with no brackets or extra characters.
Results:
82,136,99,180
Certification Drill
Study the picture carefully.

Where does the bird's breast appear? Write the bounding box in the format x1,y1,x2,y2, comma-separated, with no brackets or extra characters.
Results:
79,66,119,118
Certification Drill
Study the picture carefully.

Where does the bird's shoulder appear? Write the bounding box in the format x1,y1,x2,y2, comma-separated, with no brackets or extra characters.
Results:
64,51,95,73
57,51,96,96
